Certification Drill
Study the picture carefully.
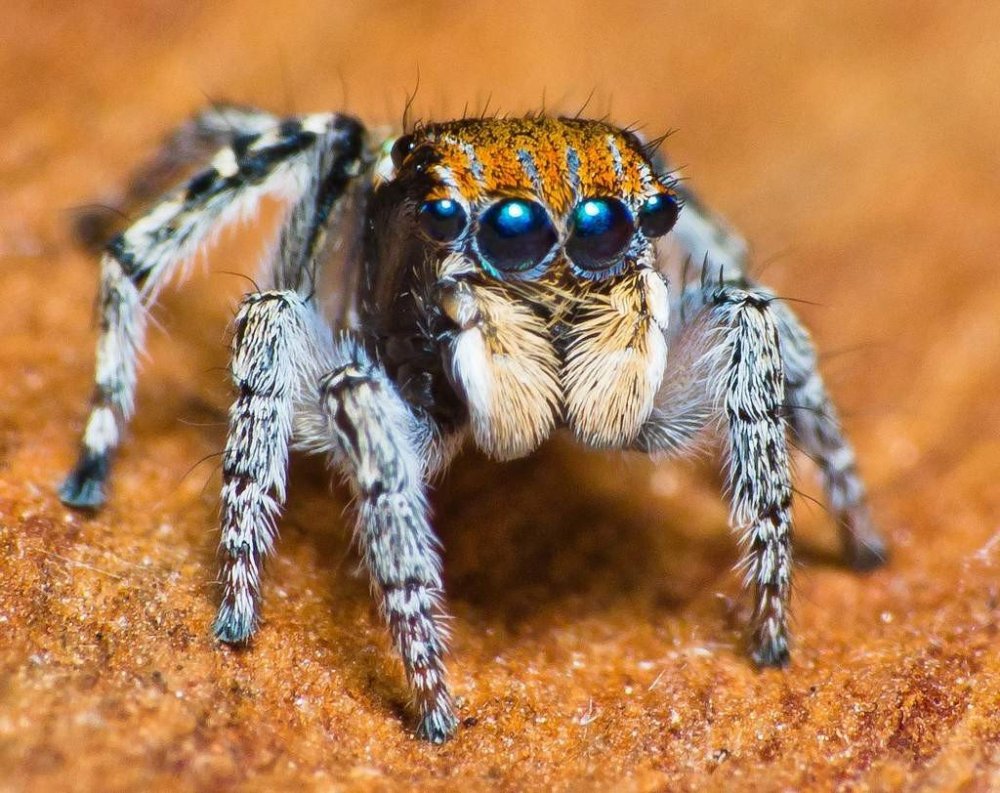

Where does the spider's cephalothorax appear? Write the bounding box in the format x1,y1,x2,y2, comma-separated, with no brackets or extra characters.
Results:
60,106,887,742
363,117,677,458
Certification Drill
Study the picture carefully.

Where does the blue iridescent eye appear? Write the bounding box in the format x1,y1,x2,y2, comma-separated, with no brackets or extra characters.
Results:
477,199,557,274
638,191,679,238
566,197,634,272
418,198,467,242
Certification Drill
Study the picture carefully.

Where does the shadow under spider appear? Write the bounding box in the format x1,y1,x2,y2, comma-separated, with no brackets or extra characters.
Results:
280,437,739,635
169,388,844,646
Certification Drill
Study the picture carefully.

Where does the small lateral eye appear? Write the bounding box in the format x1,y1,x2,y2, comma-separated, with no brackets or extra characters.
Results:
418,199,467,242
390,134,414,169
638,191,680,238
566,197,634,272
477,198,557,274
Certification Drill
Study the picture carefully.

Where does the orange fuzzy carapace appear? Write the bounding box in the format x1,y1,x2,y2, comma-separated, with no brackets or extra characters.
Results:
416,117,658,215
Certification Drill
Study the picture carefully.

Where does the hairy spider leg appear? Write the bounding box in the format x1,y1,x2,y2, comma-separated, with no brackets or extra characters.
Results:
74,104,281,251
314,337,456,743
214,290,331,644
60,110,367,508
636,283,794,665
772,301,887,570
664,177,886,571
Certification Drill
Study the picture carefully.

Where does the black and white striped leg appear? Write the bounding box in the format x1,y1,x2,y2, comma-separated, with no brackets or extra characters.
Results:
665,178,884,619
719,289,794,667
773,303,887,570
60,110,367,509
59,254,142,509
638,284,794,667
75,104,280,250
318,338,456,743
214,290,323,643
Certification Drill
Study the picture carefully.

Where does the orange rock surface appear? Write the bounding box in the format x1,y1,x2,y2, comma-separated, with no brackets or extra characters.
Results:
2,2,999,790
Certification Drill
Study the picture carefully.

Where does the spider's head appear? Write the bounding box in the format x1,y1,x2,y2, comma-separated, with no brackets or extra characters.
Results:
368,117,680,459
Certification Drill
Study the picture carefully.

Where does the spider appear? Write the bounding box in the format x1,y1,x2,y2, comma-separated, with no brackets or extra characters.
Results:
60,104,887,743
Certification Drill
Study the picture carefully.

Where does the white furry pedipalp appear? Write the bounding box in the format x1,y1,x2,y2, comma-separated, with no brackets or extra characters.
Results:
563,268,670,447
438,259,562,461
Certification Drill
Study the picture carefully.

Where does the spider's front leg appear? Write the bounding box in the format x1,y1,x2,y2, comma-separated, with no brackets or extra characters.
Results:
637,284,795,665
315,338,457,743
214,290,326,642
711,286,795,665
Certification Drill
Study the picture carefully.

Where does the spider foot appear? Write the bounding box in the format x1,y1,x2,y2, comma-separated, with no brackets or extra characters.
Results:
59,451,110,509
751,628,790,669
416,703,459,744
841,512,889,572
213,601,257,645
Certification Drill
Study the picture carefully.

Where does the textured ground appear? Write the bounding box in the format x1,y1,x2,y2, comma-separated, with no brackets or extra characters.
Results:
2,2,1000,791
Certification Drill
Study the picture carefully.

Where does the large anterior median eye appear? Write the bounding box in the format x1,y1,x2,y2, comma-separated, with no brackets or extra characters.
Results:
566,197,634,272
638,191,679,238
477,199,557,274
418,198,468,242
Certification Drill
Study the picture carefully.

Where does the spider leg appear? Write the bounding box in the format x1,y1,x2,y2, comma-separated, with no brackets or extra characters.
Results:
214,290,328,643
637,283,794,667
772,301,887,569
664,182,886,570
75,104,280,250
60,111,367,509
311,337,457,743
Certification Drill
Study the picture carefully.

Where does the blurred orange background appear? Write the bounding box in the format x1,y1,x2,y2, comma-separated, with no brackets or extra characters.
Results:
1,2,999,790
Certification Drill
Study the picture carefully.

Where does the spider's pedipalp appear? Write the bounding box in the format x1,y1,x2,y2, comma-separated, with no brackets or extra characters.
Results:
563,266,670,447
436,264,562,461
61,110,367,509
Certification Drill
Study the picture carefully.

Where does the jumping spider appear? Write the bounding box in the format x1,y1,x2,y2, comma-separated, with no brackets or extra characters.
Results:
60,105,887,742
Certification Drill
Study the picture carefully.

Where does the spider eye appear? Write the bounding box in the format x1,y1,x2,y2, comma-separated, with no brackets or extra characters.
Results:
638,191,679,238
390,134,414,169
566,197,634,272
418,199,467,242
477,199,557,274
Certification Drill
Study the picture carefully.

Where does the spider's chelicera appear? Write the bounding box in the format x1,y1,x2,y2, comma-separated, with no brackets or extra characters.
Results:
59,107,887,743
